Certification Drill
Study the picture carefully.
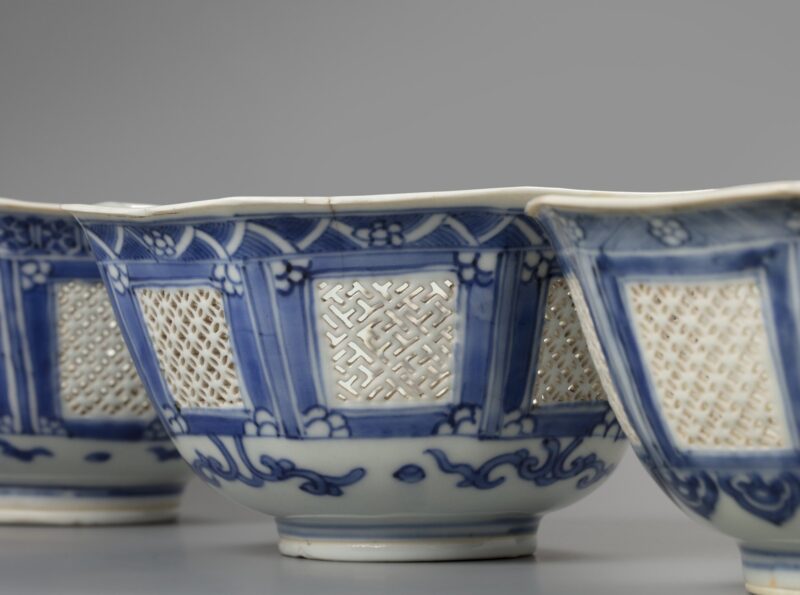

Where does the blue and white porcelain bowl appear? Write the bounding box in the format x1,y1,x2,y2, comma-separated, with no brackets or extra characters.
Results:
0,198,191,524
528,181,800,595
67,188,626,561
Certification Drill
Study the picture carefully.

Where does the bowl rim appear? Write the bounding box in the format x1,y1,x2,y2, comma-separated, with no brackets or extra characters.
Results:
0,197,68,217
62,186,664,221
525,180,800,216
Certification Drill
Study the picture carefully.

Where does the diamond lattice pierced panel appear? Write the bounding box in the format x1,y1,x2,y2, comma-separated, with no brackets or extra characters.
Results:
315,274,458,407
566,275,641,445
136,287,244,410
56,281,151,419
532,277,606,406
626,278,791,450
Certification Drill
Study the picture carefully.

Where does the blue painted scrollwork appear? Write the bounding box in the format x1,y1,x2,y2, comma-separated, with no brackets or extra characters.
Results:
0,438,53,462
191,435,366,496
424,437,612,491
718,473,800,526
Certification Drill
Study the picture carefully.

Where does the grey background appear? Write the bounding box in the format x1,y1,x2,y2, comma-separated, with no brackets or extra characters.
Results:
0,1,796,593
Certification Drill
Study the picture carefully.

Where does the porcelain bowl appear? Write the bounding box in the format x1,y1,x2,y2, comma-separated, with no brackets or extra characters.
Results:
528,181,800,595
0,199,192,524
67,188,626,561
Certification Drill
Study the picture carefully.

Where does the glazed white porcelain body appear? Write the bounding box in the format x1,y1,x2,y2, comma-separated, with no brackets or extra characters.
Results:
0,200,191,524
68,188,626,561
528,181,800,595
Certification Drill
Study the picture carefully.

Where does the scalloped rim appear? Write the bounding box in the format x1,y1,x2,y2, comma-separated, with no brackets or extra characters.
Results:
525,181,800,216
0,197,67,217
62,186,637,221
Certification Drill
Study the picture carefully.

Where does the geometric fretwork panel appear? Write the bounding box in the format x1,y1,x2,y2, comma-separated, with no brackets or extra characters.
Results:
315,274,458,407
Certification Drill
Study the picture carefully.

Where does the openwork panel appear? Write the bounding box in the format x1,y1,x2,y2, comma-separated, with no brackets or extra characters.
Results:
627,278,791,450
315,274,458,407
56,281,151,419
532,277,606,406
566,275,641,445
136,287,244,410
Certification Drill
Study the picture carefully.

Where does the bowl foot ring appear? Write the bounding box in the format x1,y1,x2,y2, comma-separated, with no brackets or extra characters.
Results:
276,515,539,562
743,546,800,595
0,484,184,525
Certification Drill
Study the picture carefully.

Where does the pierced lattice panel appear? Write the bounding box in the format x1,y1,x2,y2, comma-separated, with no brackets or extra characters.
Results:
315,274,458,407
136,287,244,410
566,276,640,445
532,277,606,405
627,279,790,450
56,281,151,419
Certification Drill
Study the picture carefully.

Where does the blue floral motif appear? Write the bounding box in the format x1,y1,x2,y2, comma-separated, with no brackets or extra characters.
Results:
40,218,86,255
191,435,366,496
718,473,800,526
106,263,130,294
590,407,625,442
393,464,426,484
301,406,350,438
142,418,170,441
521,250,555,283
38,417,68,437
646,217,690,247
501,409,537,437
19,261,51,290
163,406,189,435
354,220,405,247
0,438,53,462
425,437,612,490
142,230,177,257
269,259,310,294
211,263,244,296
434,404,482,436
550,212,584,243
0,416,13,434
244,408,281,437
455,252,496,286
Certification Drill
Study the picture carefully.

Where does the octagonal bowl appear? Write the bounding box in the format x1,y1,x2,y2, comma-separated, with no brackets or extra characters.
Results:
66,188,626,561
0,198,192,524
528,181,800,595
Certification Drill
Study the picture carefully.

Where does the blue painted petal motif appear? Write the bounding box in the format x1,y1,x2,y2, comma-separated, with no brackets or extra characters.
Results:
191,435,366,497
84,451,112,463
424,437,612,491
718,473,800,526
393,464,426,484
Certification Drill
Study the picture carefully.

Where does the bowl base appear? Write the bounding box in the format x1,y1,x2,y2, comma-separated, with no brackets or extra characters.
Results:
0,484,183,525
742,547,800,595
276,515,539,562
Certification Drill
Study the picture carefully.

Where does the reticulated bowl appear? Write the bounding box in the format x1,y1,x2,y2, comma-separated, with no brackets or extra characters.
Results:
67,188,627,561
0,198,191,524
529,181,800,595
